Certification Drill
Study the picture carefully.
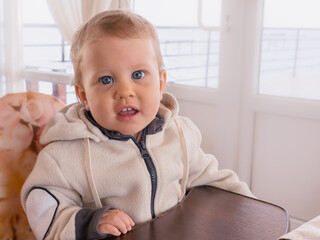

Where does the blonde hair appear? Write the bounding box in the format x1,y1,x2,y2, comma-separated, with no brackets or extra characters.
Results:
70,10,164,85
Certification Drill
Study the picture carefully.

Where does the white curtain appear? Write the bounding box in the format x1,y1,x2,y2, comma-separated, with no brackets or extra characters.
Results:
1,0,23,96
47,0,131,43
0,0,4,96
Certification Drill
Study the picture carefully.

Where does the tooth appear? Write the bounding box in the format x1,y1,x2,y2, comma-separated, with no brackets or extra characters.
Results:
127,107,132,111
122,108,127,112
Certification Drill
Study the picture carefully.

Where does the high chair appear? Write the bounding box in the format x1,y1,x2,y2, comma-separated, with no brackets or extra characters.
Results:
108,185,289,240
0,91,64,240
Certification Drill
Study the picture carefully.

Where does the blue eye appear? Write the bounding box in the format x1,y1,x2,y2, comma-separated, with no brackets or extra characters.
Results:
132,70,145,80
99,76,113,85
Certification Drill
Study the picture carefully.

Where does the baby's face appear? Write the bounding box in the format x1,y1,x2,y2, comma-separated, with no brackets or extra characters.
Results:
76,36,166,138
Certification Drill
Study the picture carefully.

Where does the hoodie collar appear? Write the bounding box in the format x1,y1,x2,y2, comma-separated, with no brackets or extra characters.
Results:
84,110,164,141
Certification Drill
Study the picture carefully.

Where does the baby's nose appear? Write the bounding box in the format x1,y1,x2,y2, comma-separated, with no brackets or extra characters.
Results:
114,82,135,100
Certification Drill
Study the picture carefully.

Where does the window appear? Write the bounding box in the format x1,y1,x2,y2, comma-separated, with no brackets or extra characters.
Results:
22,0,72,73
21,0,76,104
135,0,221,88
14,0,224,104
20,0,222,102
259,0,320,100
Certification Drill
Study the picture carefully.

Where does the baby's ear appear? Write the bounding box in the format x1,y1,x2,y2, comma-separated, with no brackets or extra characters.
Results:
75,84,89,110
159,70,167,97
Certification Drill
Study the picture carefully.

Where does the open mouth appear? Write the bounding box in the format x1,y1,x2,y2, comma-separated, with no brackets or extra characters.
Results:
117,107,139,118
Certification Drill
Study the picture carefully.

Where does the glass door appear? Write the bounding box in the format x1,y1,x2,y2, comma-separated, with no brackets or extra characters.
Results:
259,0,320,100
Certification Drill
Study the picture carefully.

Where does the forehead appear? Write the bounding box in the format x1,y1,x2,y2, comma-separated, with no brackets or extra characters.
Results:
80,36,159,78
84,35,157,62
86,32,154,50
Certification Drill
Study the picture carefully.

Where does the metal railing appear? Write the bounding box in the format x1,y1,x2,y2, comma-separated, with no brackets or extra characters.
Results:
21,25,320,103
22,25,220,88
260,28,320,78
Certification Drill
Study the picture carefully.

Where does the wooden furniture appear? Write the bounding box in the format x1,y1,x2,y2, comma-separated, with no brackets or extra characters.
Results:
110,186,289,240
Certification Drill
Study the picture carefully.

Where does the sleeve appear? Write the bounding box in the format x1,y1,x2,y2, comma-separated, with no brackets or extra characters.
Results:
177,116,255,198
278,215,320,240
20,149,111,240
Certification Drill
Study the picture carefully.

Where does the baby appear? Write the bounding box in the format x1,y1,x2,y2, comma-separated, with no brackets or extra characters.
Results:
21,10,254,239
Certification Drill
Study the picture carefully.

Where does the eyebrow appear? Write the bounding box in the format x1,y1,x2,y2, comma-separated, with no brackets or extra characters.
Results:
131,64,153,70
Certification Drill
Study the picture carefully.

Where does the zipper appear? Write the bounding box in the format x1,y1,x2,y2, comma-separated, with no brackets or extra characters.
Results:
135,129,157,219
84,110,159,218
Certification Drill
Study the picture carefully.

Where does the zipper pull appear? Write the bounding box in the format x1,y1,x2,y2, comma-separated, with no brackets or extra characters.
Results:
140,140,146,150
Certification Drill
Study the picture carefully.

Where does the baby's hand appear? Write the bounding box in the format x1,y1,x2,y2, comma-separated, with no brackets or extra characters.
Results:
98,209,135,236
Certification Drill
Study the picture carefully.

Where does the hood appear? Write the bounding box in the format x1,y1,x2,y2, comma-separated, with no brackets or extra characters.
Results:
40,92,180,145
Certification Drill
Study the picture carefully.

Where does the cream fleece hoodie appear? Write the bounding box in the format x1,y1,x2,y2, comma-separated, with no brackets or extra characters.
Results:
21,92,254,240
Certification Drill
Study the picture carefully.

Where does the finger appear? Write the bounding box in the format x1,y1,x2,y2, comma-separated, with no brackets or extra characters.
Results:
129,217,135,227
100,211,130,234
98,223,121,236
101,210,135,229
117,212,135,231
